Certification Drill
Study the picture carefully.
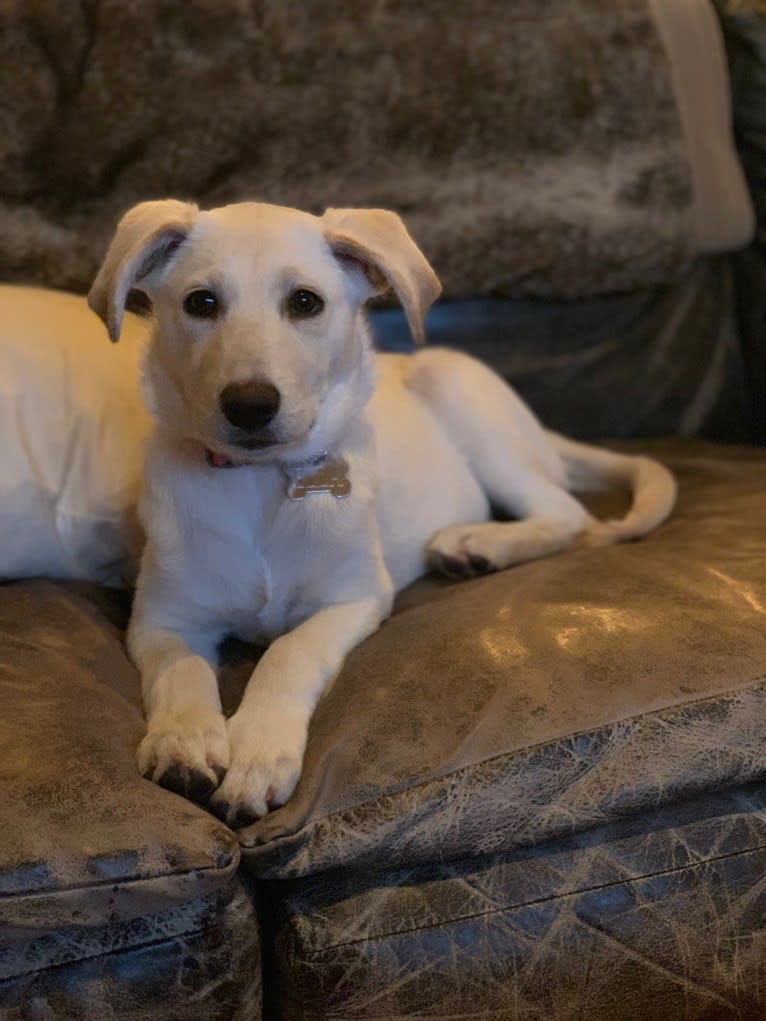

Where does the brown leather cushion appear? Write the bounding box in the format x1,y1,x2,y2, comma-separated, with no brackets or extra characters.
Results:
2,441,763,900
0,582,238,943
240,440,766,878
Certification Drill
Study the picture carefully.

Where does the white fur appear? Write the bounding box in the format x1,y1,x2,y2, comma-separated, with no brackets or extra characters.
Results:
89,200,676,825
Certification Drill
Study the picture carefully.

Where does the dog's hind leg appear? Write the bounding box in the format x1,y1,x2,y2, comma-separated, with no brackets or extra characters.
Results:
406,348,595,577
426,481,592,578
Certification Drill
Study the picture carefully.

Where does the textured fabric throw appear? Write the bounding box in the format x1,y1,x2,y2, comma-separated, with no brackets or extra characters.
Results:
0,0,746,300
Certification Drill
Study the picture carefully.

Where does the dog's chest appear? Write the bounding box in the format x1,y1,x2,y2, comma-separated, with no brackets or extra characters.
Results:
152,456,372,642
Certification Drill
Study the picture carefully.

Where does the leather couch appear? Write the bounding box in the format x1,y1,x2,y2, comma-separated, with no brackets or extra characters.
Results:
1,2,765,1019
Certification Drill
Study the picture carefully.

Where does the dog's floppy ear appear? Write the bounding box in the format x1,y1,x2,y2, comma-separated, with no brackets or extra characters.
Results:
89,199,199,342
321,208,441,345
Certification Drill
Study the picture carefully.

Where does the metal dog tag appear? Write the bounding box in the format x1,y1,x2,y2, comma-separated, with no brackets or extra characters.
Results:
285,455,351,500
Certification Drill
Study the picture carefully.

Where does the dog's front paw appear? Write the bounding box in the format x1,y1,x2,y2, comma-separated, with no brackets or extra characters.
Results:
209,704,308,828
137,709,230,803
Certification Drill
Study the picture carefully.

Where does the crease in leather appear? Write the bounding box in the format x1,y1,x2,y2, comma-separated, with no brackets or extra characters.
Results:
0,630,123,673
295,840,766,959
0,929,206,988
1,912,210,984
0,848,241,945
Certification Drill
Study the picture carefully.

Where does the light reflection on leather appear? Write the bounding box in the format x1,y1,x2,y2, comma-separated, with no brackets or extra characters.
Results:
553,607,651,650
706,567,766,614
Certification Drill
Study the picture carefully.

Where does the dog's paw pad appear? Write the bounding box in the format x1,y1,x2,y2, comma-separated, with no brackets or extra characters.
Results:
430,552,471,578
156,764,219,803
137,710,230,804
209,797,259,829
467,553,492,574
426,530,497,579
208,707,307,826
209,755,300,828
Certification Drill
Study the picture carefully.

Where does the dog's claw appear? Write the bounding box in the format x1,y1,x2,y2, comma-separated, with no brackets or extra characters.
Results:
232,808,259,829
434,553,469,578
209,797,229,823
467,554,492,574
209,796,261,829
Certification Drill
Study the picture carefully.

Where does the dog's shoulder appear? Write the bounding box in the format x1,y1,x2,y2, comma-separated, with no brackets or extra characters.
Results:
140,430,204,517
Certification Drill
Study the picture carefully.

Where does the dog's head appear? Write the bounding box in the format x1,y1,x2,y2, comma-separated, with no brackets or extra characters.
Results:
89,200,440,462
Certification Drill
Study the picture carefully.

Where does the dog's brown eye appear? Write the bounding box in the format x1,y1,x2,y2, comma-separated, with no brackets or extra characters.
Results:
184,289,219,318
287,288,324,319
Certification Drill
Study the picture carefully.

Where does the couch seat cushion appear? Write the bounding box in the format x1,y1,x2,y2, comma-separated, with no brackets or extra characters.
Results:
240,440,766,878
267,785,766,1021
0,582,238,943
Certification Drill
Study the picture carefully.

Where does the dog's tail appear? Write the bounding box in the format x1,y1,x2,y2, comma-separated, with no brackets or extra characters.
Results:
549,432,677,545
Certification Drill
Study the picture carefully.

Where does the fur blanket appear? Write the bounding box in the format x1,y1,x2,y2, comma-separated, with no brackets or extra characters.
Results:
0,0,739,299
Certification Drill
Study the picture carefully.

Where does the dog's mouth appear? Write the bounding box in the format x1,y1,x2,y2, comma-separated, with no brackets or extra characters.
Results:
203,418,317,470
205,432,303,469
237,436,278,451
205,439,277,469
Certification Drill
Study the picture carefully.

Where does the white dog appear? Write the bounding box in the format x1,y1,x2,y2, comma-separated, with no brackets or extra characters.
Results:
89,200,676,827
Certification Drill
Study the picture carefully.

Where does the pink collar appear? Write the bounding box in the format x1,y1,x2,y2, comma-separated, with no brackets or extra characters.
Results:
206,448,236,469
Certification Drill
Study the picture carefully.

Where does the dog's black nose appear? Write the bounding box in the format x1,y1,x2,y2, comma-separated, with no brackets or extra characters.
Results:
219,380,281,431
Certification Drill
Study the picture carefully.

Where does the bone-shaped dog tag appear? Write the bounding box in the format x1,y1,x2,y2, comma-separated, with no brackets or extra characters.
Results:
285,456,351,500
